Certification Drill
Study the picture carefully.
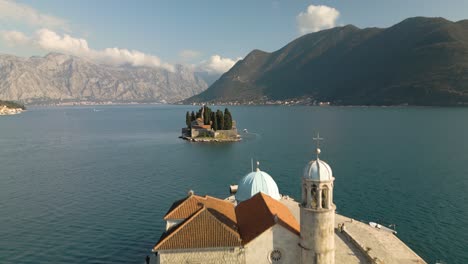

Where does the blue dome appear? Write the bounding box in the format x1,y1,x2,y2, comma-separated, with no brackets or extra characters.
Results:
303,159,333,181
236,169,281,202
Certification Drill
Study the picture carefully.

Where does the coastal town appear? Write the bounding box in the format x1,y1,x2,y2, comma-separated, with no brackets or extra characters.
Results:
181,96,332,106
0,101,25,116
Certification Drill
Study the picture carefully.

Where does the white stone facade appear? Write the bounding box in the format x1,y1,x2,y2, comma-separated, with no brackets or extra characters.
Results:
157,247,244,264
300,157,336,264
244,224,300,264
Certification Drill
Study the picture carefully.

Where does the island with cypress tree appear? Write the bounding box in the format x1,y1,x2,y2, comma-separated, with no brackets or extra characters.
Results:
181,105,240,142
0,100,26,115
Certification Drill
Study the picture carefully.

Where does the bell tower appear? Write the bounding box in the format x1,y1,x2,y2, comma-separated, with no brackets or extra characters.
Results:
300,133,336,264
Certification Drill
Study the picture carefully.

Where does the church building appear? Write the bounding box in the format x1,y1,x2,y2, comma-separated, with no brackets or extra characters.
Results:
150,139,427,264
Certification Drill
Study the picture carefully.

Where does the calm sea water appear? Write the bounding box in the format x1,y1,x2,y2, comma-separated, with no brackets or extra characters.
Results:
0,105,467,264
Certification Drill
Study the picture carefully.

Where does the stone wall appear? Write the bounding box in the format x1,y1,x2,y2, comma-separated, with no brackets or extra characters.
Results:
244,224,300,264
214,129,238,139
190,128,238,139
158,247,245,264
191,128,214,138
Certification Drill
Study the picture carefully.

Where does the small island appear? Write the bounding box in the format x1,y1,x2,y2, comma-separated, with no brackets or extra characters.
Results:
0,100,25,115
181,105,240,142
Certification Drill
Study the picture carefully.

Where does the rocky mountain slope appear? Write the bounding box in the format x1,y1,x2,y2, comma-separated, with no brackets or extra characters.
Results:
0,53,207,104
187,17,468,106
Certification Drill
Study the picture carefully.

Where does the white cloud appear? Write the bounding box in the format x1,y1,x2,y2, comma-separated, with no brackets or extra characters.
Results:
35,29,89,54
0,30,30,45
296,4,340,35
0,2,176,71
197,55,242,74
98,47,174,70
179,49,201,60
1,29,174,71
0,0,69,31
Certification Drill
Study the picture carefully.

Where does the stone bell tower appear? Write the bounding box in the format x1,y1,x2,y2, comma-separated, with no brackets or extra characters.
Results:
300,133,336,264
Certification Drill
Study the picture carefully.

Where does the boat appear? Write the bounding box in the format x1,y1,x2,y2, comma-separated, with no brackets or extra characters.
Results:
243,129,248,133
369,222,397,234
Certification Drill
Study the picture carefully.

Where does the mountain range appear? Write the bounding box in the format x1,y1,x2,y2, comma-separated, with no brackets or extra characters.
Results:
0,53,208,104
186,17,468,106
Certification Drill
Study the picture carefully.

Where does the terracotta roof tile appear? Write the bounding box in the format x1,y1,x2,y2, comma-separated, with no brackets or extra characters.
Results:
235,192,300,244
155,193,299,251
164,194,236,225
153,207,242,251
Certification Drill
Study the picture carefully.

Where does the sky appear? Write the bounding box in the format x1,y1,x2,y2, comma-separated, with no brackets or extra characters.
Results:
1,0,468,73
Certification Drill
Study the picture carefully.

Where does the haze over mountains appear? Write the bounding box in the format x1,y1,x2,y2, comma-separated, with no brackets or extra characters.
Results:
187,17,468,106
0,52,208,104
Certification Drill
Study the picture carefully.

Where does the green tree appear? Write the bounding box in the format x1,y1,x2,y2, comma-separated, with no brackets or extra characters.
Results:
203,105,212,125
211,112,218,130
202,106,207,123
216,110,224,130
185,111,191,128
224,108,232,130
0,100,25,110
191,111,196,122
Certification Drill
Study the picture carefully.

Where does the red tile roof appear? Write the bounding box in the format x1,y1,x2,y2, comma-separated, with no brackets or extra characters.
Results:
154,192,299,251
235,192,300,244
164,194,237,225
153,207,242,251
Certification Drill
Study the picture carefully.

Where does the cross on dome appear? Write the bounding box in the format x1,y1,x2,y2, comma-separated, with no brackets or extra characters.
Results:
313,132,323,159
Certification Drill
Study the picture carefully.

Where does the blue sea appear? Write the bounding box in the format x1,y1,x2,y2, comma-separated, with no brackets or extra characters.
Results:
0,105,467,264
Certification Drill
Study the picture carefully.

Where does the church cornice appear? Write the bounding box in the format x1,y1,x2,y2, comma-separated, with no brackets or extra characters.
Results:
300,205,336,213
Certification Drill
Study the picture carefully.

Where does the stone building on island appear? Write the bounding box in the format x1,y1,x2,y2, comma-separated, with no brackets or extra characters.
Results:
181,105,239,141
183,118,238,139
188,117,212,137
150,138,427,264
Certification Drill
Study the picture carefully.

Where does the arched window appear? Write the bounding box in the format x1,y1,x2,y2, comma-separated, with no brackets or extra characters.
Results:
322,186,329,209
311,184,317,208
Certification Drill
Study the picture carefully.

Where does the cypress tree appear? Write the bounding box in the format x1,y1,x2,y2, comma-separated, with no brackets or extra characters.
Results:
202,106,206,124
204,106,212,125
185,111,191,128
216,110,224,130
208,107,212,124
191,111,195,122
224,108,232,130
211,112,217,130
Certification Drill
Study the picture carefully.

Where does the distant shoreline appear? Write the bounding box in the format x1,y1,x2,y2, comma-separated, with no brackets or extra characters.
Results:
28,101,166,107
20,101,468,108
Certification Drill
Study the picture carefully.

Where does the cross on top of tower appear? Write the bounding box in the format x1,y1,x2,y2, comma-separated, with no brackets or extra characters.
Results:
313,132,323,159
